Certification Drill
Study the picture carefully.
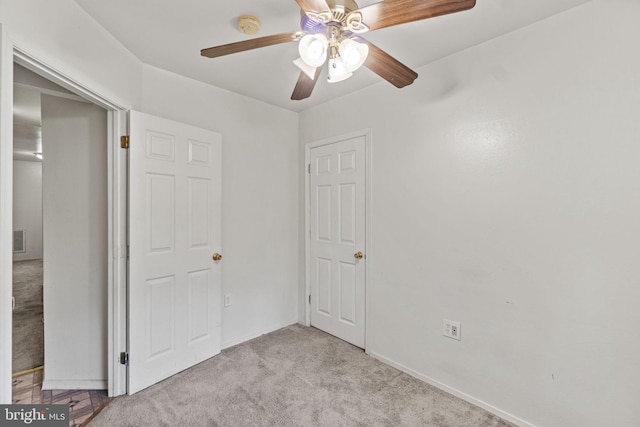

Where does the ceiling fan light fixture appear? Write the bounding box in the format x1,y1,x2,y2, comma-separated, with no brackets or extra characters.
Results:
201,0,476,100
299,34,328,68
327,57,352,83
338,38,369,72
293,57,317,80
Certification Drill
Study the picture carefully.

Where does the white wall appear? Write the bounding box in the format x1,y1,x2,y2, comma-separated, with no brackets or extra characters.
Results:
141,65,300,348
299,1,640,426
41,95,108,389
1,0,300,394
12,160,42,261
7,2,638,425
0,2,139,394
0,0,142,109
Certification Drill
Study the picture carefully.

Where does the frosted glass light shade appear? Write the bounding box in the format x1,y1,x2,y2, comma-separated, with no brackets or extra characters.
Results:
298,34,328,68
338,38,369,72
327,57,352,83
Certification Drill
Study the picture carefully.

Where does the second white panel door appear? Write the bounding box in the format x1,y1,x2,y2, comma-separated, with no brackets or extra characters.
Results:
309,135,366,348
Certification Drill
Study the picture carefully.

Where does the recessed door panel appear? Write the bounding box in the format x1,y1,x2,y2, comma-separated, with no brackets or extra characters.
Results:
188,178,210,249
316,185,332,242
339,183,356,245
188,269,210,343
316,258,332,316
188,139,211,166
147,276,175,359
339,150,356,173
146,173,175,253
146,131,175,162
339,262,356,326
316,154,331,175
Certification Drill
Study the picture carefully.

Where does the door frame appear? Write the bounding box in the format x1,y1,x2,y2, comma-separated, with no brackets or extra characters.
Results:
0,42,128,401
304,129,372,351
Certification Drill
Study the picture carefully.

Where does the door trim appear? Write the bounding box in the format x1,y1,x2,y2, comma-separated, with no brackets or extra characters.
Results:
0,43,128,399
304,129,372,352
0,24,14,404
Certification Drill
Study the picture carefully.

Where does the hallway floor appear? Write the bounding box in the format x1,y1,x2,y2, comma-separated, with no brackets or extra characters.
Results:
13,259,44,372
12,367,112,427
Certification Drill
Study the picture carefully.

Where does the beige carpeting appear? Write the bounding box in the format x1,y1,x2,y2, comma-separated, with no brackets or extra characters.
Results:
12,259,44,373
89,324,515,427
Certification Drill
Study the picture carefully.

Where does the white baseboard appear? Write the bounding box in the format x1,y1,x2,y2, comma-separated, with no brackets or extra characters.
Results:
368,351,535,427
221,319,298,350
41,379,107,391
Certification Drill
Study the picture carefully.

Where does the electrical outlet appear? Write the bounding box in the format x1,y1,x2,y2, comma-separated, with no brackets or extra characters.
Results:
224,294,232,307
443,319,461,341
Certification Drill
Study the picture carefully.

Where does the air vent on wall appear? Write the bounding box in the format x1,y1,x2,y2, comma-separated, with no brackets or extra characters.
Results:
13,229,26,253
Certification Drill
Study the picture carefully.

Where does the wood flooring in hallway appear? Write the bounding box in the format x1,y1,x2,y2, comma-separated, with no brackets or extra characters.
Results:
12,367,112,427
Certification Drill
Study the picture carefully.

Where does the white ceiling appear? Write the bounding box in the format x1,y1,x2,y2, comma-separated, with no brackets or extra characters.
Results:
72,0,588,112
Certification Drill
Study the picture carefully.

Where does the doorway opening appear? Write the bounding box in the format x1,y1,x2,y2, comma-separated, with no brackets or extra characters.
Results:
1,46,129,400
11,63,92,377
12,82,43,371
11,62,109,389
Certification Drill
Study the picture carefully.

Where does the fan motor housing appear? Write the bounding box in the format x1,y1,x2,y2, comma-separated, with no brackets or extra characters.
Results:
328,0,359,12
300,0,360,34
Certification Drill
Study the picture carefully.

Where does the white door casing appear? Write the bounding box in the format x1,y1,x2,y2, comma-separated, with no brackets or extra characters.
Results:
308,134,367,348
128,111,222,394
0,24,14,403
0,43,128,399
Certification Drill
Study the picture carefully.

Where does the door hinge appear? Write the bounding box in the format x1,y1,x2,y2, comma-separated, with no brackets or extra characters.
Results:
121,135,130,149
309,294,311,304
308,163,311,174
120,352,129,366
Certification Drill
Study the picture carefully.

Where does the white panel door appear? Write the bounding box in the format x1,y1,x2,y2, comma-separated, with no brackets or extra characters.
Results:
128,111,222,394
310,136,366,348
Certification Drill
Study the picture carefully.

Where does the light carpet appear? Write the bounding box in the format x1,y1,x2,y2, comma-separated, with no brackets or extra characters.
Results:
12,259,44,373
89,324,515,427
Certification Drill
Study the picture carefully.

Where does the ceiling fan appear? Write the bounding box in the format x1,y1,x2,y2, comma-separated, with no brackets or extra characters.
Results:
201,0,476,101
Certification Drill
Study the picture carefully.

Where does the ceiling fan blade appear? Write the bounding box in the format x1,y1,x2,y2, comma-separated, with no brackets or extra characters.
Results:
351,0,476,32
291,67,322,100
295,0,332,16
362,40,418,88
201,33,297,59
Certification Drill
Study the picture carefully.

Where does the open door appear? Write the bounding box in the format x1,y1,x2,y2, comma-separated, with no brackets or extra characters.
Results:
41,94,108,390
127,111,222,394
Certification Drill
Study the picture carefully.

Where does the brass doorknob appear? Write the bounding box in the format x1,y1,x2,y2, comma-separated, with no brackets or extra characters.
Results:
354,251,364,260
212,253,222,261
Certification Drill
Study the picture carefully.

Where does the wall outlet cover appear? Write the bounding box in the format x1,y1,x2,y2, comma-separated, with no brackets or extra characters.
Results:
443,319,461,341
